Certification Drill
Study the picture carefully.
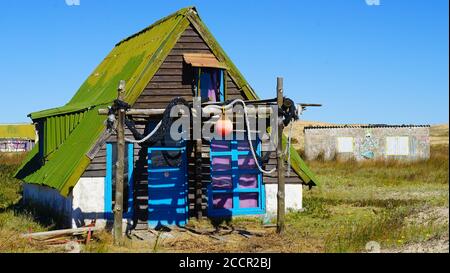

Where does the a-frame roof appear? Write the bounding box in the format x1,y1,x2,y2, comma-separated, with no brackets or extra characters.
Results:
16,7,317,196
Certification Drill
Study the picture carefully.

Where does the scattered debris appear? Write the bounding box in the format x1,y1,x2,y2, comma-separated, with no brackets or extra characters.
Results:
208,234,228,242
22,226,103,241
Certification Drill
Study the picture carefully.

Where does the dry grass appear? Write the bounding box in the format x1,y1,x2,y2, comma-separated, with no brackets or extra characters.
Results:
430,124,449,146
300,144,449,252
0,152,60,252
0,153,27,166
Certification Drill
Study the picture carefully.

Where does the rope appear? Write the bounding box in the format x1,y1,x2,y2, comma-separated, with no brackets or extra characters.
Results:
205,99,277,174
123,97,190,145
124,121,162,144
286,122,293,177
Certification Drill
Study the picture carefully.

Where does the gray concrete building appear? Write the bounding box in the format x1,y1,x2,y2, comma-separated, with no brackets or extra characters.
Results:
304,125,430,161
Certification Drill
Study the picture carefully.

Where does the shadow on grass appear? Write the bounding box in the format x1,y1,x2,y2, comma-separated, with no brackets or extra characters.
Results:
1,197,65,230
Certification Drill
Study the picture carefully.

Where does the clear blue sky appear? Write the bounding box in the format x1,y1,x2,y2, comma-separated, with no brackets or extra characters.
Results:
0,0,448,124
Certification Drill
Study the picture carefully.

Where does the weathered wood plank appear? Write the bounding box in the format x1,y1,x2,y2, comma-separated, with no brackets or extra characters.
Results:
169,49,212,56
141,89,193,96
82,170,106,177
22,227,103,239
173,42,210,50
181,28,201,37
136,95,192,103
178,36,205,43
151,75,183,82
163,55,184,62
153,68,184,76
146,82,191,89
158,62,184,69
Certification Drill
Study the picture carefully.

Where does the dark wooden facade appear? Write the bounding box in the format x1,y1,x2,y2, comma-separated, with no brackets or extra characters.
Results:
82,25,302,227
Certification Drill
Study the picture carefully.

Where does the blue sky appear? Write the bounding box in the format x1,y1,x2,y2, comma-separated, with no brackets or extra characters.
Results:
0,0,448,124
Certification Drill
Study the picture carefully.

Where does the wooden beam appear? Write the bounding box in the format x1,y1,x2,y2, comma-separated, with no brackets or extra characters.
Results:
113,80,126,245
98,107,273,117
86,130,112,160
276,77,285,234
98,108,165,116
22,227,103,240
223,70,228,101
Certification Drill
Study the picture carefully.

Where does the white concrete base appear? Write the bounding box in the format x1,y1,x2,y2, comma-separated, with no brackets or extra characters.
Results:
72,177,105,228
23,177,132,229
265,184,303,214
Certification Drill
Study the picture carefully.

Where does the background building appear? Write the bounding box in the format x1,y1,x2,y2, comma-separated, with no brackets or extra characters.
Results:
304,125,430,161
0,124,36,153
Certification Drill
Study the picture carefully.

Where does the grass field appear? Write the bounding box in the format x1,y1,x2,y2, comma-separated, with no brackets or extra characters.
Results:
0,125,448,253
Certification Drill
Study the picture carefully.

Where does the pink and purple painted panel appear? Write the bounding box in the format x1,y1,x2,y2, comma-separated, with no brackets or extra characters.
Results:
238,154,256,170
238,174,258,188
211,141,231,152
237,141,257,151
211,156,231,171
212,175,232,189
239,193,259,208
213,193,233,209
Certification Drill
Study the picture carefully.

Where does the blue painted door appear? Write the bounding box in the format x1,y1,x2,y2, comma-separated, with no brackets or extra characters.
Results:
147,146,188,228
105,143,134,220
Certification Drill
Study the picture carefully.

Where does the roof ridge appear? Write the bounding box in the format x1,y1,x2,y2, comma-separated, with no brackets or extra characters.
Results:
115,6,196,47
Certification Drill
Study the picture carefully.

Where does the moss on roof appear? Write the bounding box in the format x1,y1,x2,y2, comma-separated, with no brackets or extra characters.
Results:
16,7,317,196
0,124,35,140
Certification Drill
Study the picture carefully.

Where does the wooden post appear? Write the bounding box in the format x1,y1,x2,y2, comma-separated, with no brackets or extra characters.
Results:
113,80,126,245
276,77,285,234
195,139,203,219
223,70,228,101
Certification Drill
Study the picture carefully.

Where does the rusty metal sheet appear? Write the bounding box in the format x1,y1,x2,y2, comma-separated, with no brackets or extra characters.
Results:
183,53,227,69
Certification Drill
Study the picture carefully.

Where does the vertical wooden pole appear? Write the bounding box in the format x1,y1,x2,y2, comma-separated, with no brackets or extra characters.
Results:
276,77,285,234
223,70,228,101
114,80,126,245
195,139,203,219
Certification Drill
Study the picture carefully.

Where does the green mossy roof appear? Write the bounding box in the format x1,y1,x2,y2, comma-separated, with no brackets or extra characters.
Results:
16,7,317,196
0,124,35,140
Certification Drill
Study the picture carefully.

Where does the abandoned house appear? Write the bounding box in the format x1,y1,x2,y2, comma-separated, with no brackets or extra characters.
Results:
15,7,318,230
0,124,36,153
304,125,430,161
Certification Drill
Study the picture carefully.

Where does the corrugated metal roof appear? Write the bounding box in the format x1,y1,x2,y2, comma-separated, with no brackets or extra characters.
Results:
0,124,36,140
16,6,318,195
304,124,431,130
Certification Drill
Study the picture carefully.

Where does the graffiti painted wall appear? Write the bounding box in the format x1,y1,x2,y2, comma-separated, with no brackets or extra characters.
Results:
0,139,35,152
304,125,430,161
